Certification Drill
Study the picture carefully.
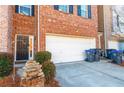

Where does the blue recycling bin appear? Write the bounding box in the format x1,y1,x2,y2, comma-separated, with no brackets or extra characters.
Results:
111,50,123,64
111,50,118,64
116,50,123,64
90,48,101,61
95,53,100,61
85,48,101,62
106,49,116,59
85,50,95,62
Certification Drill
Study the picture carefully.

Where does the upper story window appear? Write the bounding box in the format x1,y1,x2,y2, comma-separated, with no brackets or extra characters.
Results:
59,5,68,12
77,5,91,18
15,5,34,16
54,5,73,14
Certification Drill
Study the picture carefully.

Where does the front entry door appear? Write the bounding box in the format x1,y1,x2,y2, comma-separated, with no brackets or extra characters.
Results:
16,35,34,60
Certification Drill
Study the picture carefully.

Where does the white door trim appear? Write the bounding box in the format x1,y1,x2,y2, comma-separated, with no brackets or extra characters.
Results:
14,35,17,62
29,36,34,60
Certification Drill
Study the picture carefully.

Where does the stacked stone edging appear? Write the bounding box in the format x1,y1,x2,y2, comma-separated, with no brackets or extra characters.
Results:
20,60,45,87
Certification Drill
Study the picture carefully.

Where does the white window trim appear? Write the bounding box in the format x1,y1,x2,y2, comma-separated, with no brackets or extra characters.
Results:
18,5,32,16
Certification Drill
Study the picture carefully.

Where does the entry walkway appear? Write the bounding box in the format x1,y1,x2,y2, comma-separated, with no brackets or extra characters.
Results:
55,60,124,87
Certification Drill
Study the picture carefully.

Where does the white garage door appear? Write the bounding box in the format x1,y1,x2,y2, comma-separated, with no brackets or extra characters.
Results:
108,40,119,50
46,35,96,63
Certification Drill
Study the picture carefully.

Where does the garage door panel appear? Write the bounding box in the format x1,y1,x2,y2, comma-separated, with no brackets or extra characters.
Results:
108,41,119,50
46,35,96,63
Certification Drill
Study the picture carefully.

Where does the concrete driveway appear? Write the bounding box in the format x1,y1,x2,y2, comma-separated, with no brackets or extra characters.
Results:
55,60,124,87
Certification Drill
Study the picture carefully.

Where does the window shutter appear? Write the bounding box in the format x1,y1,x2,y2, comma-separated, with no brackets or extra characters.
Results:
15,5,19,13
77,5,81,16
31,5,34,16
88,5,91,18
69,5,73,14
54,5,59,10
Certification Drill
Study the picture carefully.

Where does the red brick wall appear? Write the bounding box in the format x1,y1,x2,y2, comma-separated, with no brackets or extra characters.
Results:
11,5,98,54
40,5,98,49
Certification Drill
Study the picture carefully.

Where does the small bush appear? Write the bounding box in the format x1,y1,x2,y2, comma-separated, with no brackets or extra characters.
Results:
0,53,13,63
42,61,56,84
0,53,13,77
35,51,51,64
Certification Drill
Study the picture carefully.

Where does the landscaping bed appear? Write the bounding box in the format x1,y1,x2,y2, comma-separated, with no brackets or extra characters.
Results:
45,79,60,87
0,51,60,87
0,75,60,87
0,75,20,87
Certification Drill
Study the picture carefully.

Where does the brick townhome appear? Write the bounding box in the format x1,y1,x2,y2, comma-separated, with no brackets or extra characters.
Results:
97,5,124,51
0,5,98,64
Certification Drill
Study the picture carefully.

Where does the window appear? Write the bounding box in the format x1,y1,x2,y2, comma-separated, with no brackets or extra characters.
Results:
59,5,68,12
54,5,73,14
81,5,88,17
77,5,91,18
15,5,34,16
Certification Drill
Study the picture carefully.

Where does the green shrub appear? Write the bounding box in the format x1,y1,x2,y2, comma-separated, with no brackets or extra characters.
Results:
35,51,55,84
0,53,13,77
0,53,13,63
35,51,51,64
42,61,56,84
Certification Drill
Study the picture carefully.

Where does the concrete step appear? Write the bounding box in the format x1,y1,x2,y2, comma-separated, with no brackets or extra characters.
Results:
16,68,24,77
15,60,26,64
14,63,25,68
14,60,26,68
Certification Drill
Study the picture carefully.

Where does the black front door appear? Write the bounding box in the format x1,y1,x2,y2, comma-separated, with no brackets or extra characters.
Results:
16,35,29,60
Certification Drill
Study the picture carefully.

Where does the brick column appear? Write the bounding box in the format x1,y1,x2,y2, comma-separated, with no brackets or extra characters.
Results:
0,5,12,53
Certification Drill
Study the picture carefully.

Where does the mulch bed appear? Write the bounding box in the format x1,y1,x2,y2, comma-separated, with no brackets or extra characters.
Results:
0,75,60,87
45,79,60,87
120,61,124,66
0,75,20,87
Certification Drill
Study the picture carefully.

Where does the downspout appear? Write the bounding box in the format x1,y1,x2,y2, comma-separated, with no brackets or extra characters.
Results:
38,5,40,51
103,6,107,56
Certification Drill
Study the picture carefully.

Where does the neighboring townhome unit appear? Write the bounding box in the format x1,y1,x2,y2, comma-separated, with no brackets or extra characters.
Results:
0,5,12,53
97,5,124,51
